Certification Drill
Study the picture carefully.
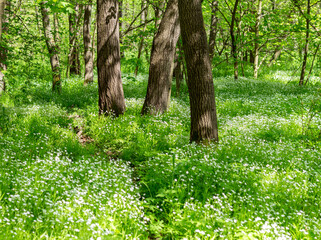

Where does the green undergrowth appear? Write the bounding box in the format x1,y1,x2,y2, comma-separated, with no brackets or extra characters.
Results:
1,71,321,239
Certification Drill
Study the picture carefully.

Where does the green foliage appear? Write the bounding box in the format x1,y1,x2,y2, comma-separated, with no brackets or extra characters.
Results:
1,70,321,239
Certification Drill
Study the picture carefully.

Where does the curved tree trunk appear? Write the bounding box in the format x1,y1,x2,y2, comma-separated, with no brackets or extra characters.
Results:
40,1,61,93
83,0,93,85
97,0,126,116
178,0,219,143
141,0,180,115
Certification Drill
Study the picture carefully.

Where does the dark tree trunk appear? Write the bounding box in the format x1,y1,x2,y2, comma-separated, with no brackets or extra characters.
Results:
97,0,126,116
83,0,94,85
299,0,310,86
69,3,81,76
40,1,61,93
231,0,240,80
0,0,7,94
178,0,219,143
208,0,218,61
141,0,180,115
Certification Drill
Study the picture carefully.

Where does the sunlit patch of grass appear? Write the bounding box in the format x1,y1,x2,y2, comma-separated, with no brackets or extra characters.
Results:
1,71,321,239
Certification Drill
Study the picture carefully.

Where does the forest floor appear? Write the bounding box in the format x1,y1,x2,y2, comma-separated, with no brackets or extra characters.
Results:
1,71,321,239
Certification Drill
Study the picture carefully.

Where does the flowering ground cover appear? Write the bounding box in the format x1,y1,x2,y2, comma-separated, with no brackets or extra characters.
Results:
0,73,321,239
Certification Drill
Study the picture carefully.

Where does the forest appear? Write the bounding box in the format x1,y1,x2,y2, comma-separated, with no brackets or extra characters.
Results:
1,0,321,239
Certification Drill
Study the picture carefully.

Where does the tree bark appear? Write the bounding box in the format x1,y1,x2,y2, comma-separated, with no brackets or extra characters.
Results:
69,3,81,76
97,0,126,116
178,0,219,143
40,1,61,93
299,0,310,86
0,0,6,94
208,0,219,61
254,0,262,79
231,0,240,80
83,0,94,85
141,0,180,115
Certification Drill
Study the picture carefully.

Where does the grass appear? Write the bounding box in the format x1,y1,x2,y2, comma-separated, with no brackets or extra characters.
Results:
0,69,321,239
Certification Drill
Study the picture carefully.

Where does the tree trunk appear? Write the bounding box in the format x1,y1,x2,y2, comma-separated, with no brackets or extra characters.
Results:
69,3,81,76
231,0,240,80
299,0,310,86
208,0,218,61
253,0,262,79
134,0,148,76
268,47,282,67
83,0,94,85
97,0,126,116
141,0,180,115
0,0,6,94
178,0,219,143
40,1,61,93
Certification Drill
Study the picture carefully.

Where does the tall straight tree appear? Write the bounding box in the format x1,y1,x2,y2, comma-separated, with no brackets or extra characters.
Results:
97,0,126,116
83,0,93,85
0,0,6,94
253,0,262,79
40,1,61,92
178,0,219,143
68,2,81,76
141,0,180,115
231,0,240,80
299,0,310,86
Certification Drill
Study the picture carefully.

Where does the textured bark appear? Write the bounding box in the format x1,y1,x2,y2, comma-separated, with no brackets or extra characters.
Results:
97,0,126,116
253,0,262,79
69,3,81,76
299,0,310,86
231,0,239,80
40,1,61,92
208,0,218,61
83,0,93,85
178,0,219,143
141,0,180,115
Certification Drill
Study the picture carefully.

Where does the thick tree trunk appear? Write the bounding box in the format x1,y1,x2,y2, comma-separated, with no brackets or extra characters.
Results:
299,0,310,86
40,1,61,92
231,0,240,80
178,0,219,143
141,0,180,115
97,0,126,116
83,0,94,85
208,0,218,61
253,0,262,79
69,3,81,76
134,0,148,76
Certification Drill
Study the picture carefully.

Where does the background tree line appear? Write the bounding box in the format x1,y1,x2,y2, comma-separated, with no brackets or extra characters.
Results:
0,0,321,143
